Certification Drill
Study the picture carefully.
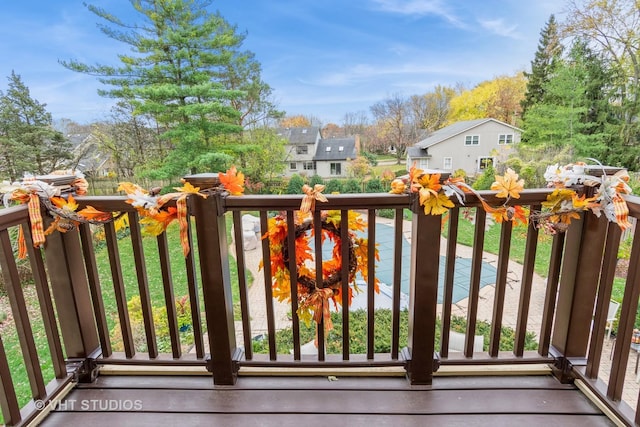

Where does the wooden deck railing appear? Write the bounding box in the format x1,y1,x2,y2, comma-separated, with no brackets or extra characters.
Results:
1,182,639,425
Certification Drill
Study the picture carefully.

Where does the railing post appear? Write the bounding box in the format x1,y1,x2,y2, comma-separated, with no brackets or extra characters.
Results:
403,197,440,384
188,178,240,385
550,210,609,381
44,221,100,382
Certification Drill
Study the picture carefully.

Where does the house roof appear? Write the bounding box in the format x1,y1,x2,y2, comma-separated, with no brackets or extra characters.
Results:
275,126,320,144
415,118,521,149
314,138,357,161
406,146,429,159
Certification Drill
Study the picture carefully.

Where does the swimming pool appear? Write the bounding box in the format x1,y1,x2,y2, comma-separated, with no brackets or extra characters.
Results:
324,222,498,304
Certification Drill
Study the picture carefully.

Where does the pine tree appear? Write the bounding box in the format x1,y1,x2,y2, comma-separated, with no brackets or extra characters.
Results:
0,71,71,180
521,40,615,162
61,0,276,177
521,15,563,117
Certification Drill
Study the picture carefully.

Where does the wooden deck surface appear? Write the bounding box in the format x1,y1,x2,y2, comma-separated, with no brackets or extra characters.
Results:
39,374,614,426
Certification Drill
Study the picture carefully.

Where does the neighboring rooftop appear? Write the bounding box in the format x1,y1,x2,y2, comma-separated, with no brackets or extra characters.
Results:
276,126,320,144
314,138,356,161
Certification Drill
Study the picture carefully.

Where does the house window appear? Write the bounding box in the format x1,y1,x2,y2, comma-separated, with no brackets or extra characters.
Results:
443,157,452,170
478,157,494,171
330,162,342,175
326,146,332,152
338,146,344,152
465,135,479,146
296,145,308,154
289,162,297,170
303,161,315,170
498,134,514,145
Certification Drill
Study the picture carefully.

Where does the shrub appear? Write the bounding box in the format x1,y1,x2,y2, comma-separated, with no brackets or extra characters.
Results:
325,179,343,194
471,165,496,190
309,175,324,187
343,179,362,193
377,209,395,219
110,295,195,353
286,174,305,194
365,178,384,193
252,309,538,354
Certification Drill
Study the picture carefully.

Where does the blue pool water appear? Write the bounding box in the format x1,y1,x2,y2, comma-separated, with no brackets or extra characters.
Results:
323,222,497,304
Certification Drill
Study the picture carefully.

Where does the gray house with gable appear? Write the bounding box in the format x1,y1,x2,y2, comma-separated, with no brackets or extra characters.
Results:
278,127,358,178
407,118,521,176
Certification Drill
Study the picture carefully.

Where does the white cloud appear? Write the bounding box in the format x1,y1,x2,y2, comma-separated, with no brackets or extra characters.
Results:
369,0,464,27
478,18,521,39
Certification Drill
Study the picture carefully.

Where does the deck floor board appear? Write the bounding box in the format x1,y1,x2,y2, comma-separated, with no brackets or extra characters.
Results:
40,374,615,426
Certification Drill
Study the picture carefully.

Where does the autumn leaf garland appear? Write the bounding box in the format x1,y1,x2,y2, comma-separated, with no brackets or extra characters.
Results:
119,167,245,256
390,162,632,233
0,167,246,259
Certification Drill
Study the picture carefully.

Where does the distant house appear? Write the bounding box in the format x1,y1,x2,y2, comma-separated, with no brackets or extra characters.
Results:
278,127,358,178
407,118,521,176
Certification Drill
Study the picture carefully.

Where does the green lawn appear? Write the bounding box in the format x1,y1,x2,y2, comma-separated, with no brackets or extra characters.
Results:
0,217,248,421
452,210,635,330
452,210,553,278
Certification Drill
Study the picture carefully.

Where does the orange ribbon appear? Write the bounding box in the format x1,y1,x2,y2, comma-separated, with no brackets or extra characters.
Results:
613,196,631,230
309,287,334,331
176,195,190,257
17,225,27,259
28,194,45,248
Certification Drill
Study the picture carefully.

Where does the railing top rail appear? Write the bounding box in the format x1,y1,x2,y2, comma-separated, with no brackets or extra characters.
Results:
623,193,640,218
72,195,136,212
223,188,558,212
223,193,411,211
0,204,29,230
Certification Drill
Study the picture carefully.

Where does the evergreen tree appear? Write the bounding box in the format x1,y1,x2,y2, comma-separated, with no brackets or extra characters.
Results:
0,71,71,180
521,15,563,117
61,0,275,177
521,40,615,162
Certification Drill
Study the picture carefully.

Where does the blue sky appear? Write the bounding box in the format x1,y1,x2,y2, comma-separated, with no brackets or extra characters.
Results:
0,0,562,125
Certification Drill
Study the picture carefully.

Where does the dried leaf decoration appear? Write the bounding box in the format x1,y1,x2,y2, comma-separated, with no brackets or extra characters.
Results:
78,205,112,222
219,166,245,195
422,192,454,215
491,168,524,199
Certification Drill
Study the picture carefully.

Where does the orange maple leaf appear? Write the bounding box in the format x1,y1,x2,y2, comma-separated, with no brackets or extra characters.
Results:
50,194,79,212
417,173,442,193
422,192,454,215
219,166,245,195
78,205,111,221
117,182,146,195
491,168,524,199
408,163,423,193
174,180,201,194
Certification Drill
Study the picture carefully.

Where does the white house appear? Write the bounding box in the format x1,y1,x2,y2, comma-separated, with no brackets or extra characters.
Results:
278,127,358,178
406,118,521,176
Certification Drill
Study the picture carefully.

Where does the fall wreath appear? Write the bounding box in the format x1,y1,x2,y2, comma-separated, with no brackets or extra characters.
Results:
263,188,379,328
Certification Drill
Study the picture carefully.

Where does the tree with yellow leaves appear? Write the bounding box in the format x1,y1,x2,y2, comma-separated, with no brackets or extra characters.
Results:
447,73,526,126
